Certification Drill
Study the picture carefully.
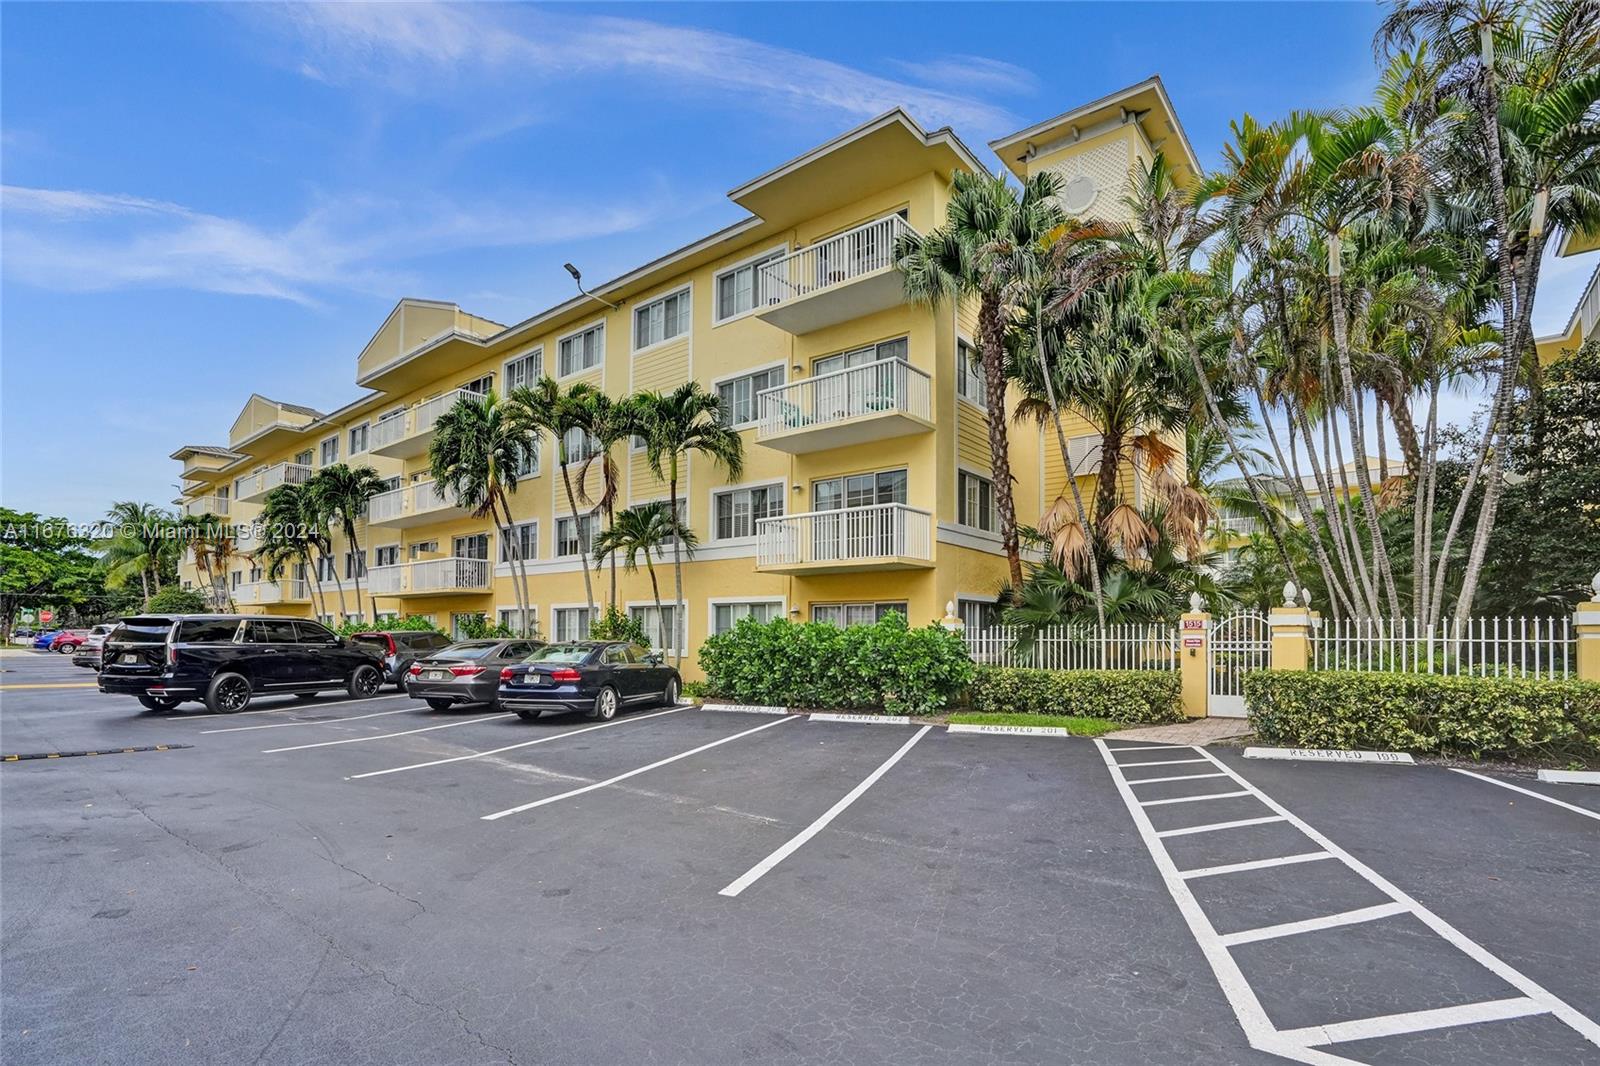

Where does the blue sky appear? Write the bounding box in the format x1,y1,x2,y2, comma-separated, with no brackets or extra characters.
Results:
3,2,1594,523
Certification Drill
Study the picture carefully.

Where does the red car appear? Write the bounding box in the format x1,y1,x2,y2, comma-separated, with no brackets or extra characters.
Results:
48,629,92,653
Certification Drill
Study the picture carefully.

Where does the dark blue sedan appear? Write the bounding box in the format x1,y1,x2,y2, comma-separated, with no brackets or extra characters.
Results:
498,641,681,722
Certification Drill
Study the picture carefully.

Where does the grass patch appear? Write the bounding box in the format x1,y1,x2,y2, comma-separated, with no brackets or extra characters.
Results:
945,712,1123,736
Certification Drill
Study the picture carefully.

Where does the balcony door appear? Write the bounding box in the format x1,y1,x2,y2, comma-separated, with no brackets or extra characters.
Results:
811,337,907,422
812,469,906,561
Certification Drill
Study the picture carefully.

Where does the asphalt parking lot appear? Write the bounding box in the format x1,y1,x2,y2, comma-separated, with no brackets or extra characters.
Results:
3,650,1597,1065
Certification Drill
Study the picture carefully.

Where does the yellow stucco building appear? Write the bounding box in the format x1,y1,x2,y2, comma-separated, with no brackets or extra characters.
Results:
172,78,1199,676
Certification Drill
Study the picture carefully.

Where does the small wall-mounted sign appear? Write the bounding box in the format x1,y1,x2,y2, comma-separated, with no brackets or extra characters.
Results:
1182,636,1203,648
1182,619,1205,630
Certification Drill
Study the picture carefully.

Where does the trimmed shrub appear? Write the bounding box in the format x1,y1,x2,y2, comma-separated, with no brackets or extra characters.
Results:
144,587,209,613
334,615,441,637
967,668,1183,724
1245,670,1600,761
697,613,974,715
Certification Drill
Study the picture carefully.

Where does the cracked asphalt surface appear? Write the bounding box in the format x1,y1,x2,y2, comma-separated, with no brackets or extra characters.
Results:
2,651,1596,1065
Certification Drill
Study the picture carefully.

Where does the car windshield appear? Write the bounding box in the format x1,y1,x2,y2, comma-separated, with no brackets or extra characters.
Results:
438,642,499,660
526,644,593,664
349,635,389,649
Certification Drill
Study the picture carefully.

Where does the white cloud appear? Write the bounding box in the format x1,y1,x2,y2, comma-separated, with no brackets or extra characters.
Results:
260,3,1020,135
889,54,1040,97
1,182,666,305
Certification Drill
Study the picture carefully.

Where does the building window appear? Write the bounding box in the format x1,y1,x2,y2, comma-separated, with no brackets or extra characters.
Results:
319,436,339,466
716,251,782,321
505,348,542,392
629,604,682,653
812,468,907,510
958,471,996,532
498,608,536,635
462,374,493,395
713,484,783,540
556,514,598,557
374,545,399,567
500,522,537,563
348,422,369,455
634,288,690,350
712,600,782,634
958,598,1000,631
956,339,986,409
316,557,336,582
231,571,243,589
452,534,489,560
294,448,314,467
449,612,484,639
553,607,592,642
249,565,263,582
558,323,604,376
811,602,909,627
561,426,601,463
344,550,367,580
813,336,907,377
376,610,399,622
717,366,784,427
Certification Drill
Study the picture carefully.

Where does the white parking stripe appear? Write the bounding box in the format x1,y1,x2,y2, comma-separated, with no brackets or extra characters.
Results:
346,706,687,779
1156,815,1286,838
201,707,414,733
481,714,796,820
1106,744,1196,753
176,693,411,720
263,713,512,753
1449,768,1600,824
1126,772,1229,786
719,725,933,899
1178,852,1333,880
1279,997,1548,1047
1119,757,1210,768
1219,903,1410,948
1139,790,1253,807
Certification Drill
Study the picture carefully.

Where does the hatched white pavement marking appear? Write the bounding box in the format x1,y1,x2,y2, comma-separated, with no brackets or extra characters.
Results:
1179,852,1334,880
1119,757,1212,768
263,713,513,753
719,725,933,899
176,693,411,721
481,714,796,820
346,706,688,780
202,707,413,733
1139,790,1254,807
1449,768,1600,825
1219,904,1411,949
1126,771,1230,786
1096,739,1600,1061
1157,815,1286,838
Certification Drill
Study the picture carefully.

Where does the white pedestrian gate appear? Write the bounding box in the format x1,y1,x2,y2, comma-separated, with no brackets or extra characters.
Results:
1208,612,1270,718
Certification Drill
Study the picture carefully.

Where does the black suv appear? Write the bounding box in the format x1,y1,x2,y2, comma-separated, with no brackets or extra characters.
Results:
98,615,387,714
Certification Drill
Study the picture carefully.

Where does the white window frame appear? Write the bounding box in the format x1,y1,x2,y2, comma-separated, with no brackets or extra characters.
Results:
294,448,314,468
708,478,786,543
555,513,599,558
499,520,538,563
627,599,686,656
713,244,787,324
496,605,538,636
551,605,593,643
956,336,987,410
561,426,601,464
348,421,370,456
708,597,786,636
503,345,544,394
713,360,786,429
810,601,909,627
319,435,339,467
556,319,606,379
957,467,997,533
374,543,400,568
631,284,692,354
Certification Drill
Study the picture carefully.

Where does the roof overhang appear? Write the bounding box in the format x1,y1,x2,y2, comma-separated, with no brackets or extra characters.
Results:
1559,225,1600,258
988,75,1201,184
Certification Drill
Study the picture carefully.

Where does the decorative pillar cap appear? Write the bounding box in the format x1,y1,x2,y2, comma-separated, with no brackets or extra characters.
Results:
1188,592,1204,613
940,600,963,632
1282,581,1299,607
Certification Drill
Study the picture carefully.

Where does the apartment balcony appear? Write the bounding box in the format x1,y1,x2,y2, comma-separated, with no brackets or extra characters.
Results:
366,479,470,529
235,579,311,606
370,388,478,458
755,503,934,574
756,360,933,454
182,496,232,518
755,213,917,334
368,556,492,597
1217,516,1260,536
237,462,312,502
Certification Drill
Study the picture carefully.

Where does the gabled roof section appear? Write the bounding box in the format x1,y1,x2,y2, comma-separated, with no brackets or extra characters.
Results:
227,393,322,454
169,444,242,461
355,298,506,386
988,75,1201,184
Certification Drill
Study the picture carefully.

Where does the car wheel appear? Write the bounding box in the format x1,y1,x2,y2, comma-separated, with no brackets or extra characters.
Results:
56,643,74,654
425,698,454,712
662,677,680,707
515,707,542,722
589,686,619,721
347,664,382,699
137,694,182,712
205,672,253,715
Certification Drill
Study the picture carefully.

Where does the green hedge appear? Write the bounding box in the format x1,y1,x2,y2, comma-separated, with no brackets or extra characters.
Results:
697,613,974,715
967,668,1183,724
1245,670,1600,760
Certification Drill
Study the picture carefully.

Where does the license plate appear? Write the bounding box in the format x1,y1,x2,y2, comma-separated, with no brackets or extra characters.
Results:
426,670,448,681
120,653,141,665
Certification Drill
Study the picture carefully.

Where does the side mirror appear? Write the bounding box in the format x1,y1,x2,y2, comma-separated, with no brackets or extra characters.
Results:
646,653,663,666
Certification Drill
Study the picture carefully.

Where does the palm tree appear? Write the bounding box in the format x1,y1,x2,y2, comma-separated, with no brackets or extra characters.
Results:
427,389,539,636
632,382,743,666
257,484,327,618
898,169,1063,596
575,389,638,611
100,501,175,602
591,500,697,654
514,377,601,622
306,463,389,623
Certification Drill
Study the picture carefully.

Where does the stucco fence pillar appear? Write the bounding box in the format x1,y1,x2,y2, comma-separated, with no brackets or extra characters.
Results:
1577,574,1600,682
1178,599,1209,718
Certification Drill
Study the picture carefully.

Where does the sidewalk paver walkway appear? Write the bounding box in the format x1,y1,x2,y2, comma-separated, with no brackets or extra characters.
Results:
1103,718,1252,745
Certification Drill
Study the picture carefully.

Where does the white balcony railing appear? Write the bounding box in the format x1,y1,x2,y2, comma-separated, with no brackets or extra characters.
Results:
757,360,931,441
414,389,476,436
370,413,410,451
756,503,932,569
368,556,490,596
235,579,310,605
368,485,408,524
239,461,312,500
183,496,231,517
757,214,915,306
1218,516,1260,536
367,480,462,526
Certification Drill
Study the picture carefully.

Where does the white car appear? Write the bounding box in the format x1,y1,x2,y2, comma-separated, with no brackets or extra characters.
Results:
70,624,116,669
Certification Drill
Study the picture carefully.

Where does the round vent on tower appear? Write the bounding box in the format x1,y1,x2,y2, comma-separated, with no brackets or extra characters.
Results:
1059,174,1097,214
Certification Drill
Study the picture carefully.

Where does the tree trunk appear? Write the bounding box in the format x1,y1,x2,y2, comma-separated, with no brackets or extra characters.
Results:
1252,386,1351,615
1094,426,1123,525
1327,247,1401,617
560,462,597,619
494,498,528,639
1034,307,1106,629
345,523,368,623
645,557,665,655
1375,397,1389,484
669,464,684,669
977,295,1024,599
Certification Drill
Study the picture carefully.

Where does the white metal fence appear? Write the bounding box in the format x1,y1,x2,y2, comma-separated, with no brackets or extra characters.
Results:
1314,616,1575,679
964,624,1179,671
